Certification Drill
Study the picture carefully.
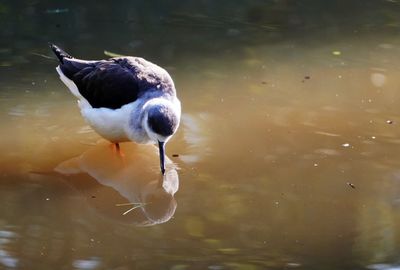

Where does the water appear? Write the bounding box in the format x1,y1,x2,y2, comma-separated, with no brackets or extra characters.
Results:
2,1,400,269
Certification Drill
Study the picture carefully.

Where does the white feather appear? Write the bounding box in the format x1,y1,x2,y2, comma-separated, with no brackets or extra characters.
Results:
56,66,82,99
56,66,131,142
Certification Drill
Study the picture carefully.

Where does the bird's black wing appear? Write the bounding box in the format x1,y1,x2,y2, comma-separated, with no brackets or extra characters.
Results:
59,58,140,109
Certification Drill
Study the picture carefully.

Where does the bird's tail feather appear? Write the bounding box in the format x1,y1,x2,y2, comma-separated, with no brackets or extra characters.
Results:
49,43,72,64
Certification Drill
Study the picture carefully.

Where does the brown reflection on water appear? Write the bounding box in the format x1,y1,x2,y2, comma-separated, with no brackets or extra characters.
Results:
1,39,400,269
55,142,179,226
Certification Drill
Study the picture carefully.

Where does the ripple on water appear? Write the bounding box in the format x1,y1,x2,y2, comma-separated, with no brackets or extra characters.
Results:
7,105,26,117
0,230,16,239
367,263,400,270
34,107,51,117
72,257,101,269
77,125,94,134
314,148,341,156
0,229,18,269
314,131,341,137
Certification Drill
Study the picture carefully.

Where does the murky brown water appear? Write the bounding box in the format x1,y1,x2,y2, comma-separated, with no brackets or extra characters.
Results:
3,2,400,269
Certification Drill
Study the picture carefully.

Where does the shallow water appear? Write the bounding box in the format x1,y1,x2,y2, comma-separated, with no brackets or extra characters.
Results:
2,1,400,270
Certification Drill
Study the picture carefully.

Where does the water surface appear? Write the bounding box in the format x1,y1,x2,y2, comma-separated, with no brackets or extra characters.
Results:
2,1,400,269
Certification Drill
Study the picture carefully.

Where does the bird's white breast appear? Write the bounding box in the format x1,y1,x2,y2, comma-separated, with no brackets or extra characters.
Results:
57,66,136,143
80,105,132,143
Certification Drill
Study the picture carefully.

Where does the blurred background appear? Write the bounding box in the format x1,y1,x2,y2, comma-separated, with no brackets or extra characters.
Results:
2,0,400,65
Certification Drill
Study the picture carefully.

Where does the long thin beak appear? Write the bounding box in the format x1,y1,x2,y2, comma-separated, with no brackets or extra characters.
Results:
158,141,165,175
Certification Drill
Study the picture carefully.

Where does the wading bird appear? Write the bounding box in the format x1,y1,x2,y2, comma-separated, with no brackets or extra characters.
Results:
50,44,181,174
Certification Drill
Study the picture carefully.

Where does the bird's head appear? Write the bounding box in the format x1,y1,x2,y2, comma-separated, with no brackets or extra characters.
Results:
143,99,180,174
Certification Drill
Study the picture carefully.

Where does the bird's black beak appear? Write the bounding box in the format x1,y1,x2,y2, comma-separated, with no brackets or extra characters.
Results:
158,140,165,175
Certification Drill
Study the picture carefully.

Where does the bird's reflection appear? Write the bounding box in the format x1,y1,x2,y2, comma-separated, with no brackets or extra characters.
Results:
55,141,179,226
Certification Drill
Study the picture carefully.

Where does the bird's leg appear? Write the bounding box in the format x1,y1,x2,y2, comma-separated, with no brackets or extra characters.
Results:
115,142,120,152
116,143,126,165
110,142,125,159
115,143,125,158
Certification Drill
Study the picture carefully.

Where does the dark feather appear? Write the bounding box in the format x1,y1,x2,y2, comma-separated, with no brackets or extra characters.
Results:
49,43,72,64
65,60,140,109
51,45,174,110
148,106,178,136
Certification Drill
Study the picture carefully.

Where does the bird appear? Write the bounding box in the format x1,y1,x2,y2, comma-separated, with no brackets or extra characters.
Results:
49,43,181,174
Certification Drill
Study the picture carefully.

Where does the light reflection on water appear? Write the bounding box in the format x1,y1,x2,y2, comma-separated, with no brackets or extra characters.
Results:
2,4,400,269
0,229,18,269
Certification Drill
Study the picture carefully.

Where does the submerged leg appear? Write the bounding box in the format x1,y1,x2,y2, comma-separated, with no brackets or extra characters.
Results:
110,142,125,158
115,143,120,152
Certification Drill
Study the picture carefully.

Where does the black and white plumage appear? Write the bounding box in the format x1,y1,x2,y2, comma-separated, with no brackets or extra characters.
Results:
50,44,181,174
